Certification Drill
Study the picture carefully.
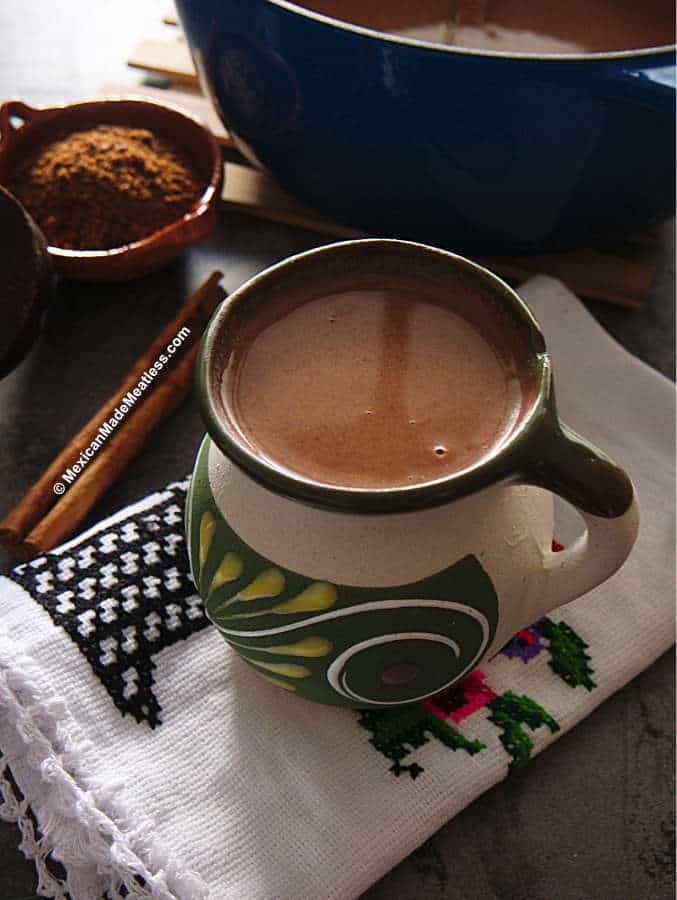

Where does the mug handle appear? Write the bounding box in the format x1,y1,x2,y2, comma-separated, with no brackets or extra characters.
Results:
521,416,639,617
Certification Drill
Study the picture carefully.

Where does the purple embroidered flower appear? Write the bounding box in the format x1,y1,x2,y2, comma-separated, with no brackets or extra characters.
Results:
500,626,544,663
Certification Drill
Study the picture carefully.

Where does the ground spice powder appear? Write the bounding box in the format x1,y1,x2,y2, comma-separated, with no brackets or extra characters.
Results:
8,124,206,250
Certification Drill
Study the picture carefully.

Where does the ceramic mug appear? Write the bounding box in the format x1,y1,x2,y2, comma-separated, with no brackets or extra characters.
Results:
186,240,639,708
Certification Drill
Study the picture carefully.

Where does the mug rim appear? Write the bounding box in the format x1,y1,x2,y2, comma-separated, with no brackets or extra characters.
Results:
197,239,552,514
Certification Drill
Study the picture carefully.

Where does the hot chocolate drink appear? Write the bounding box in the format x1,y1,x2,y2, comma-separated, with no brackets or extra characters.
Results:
220,277,528,489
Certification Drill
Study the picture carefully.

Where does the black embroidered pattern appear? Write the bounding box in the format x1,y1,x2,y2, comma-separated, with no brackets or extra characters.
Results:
11,481,207,728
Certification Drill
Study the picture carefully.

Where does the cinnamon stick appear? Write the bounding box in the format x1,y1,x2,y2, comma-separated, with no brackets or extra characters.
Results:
18,344,201,559
0,271,225,556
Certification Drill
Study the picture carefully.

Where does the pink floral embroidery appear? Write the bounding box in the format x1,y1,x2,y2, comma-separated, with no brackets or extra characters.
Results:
423,669,497,723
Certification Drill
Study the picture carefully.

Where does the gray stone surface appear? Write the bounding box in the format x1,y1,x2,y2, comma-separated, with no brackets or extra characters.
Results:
0,2,674,897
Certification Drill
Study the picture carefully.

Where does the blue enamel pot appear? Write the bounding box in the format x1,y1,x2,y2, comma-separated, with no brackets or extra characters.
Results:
177,0,675,253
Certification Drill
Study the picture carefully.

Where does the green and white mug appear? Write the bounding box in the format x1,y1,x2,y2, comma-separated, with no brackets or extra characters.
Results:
186,240,638,708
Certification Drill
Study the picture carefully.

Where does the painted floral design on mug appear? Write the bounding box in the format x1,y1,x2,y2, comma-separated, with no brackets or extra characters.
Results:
187,437,498,708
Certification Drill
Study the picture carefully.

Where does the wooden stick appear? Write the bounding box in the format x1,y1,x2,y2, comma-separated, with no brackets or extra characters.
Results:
127,38,198,86
220,162,657,308
99,83,234,148
479,247,653,309
0,272,225,556
222,161,364,239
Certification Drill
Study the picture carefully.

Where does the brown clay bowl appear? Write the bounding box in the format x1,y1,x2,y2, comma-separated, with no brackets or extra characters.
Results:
0,98,223,282
0,184,53,377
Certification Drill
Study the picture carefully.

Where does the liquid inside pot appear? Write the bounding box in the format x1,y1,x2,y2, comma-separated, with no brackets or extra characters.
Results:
297,0,675,53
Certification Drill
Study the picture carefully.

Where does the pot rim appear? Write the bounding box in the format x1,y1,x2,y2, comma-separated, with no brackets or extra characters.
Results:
260,0,676,62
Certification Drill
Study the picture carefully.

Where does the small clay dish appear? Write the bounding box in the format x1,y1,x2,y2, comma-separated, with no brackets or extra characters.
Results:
0,98,223,282
0,185,52,377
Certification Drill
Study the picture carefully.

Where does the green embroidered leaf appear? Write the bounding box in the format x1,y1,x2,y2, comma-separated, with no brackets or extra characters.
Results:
424,713,485,755
358,706,433,762
357,705,484,765
491,709,535,770
487,691,560,771
536,617,596,690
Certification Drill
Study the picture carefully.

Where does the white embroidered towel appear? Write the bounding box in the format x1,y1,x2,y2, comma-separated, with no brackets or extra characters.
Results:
0,277,674,900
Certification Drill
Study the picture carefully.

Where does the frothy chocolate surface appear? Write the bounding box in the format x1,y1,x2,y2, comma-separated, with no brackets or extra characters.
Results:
222,284,523,489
